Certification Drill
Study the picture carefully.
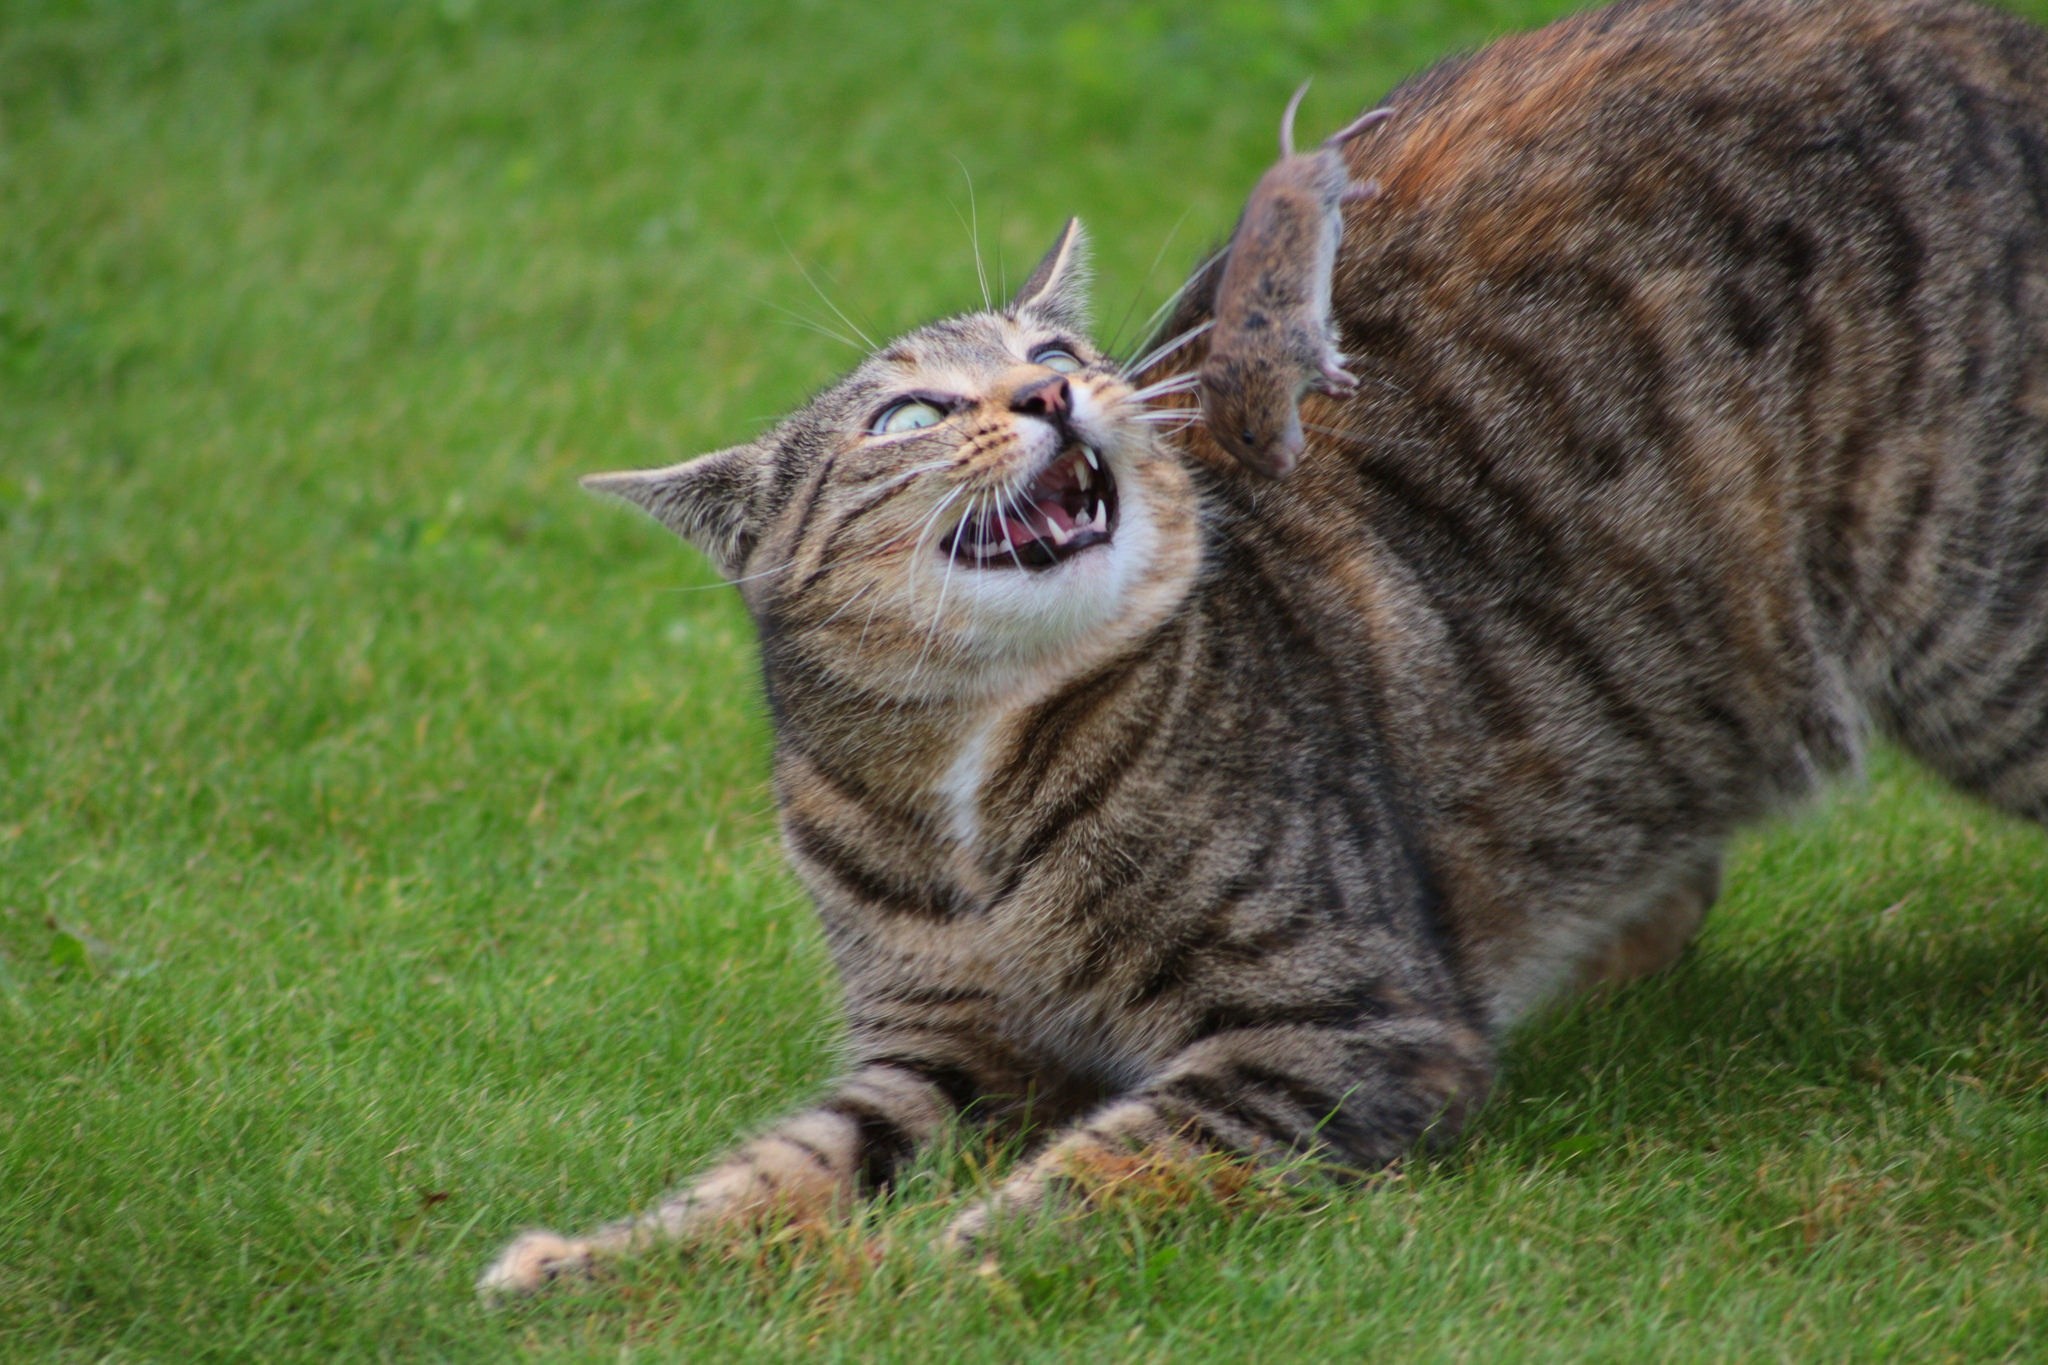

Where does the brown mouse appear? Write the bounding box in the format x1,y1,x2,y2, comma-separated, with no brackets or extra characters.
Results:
1199,84,1392,478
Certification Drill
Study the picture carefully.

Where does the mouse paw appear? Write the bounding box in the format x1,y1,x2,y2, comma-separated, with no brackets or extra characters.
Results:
1314,361,1359,397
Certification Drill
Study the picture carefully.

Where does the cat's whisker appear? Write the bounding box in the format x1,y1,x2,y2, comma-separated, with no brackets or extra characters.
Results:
851,474,974,653
995,204,1008,299
1135,369,1201,388
996,484,1031,572
1129,392,1202,411
872,479,971,669
813,579,878,631
764,311,866,354
684,548,868,593
1126,401,1201,427
949,156,993,313
776,231,880,351
658,556,800,593
906,482,973,586
1106,208,1196,357
856,581,888,656
1122,254,1224,367
1122,319,1216,383
859,458,955,495
909,489,977,689
1126,372,1202,404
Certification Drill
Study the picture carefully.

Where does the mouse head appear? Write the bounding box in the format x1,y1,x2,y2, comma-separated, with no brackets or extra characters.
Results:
1198,351,1307,478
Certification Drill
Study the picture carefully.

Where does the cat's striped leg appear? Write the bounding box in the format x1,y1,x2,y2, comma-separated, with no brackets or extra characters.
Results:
940,1012,1493,1253
478,1058,972,1299
1572,850,1721,993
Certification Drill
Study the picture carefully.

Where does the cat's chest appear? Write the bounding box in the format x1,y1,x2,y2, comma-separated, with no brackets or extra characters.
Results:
935,716,998,850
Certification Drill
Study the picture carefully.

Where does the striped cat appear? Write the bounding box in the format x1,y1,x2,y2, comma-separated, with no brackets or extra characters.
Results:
480,0,2048,1296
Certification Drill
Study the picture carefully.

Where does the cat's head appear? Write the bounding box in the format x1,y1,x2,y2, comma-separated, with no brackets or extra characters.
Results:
588,220,1201,704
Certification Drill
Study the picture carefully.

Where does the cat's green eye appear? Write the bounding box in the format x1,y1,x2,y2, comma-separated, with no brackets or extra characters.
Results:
872,399,946,435
1033,348,1084,374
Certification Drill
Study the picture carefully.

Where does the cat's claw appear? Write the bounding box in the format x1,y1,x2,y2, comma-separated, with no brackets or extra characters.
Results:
476,1229,595,1302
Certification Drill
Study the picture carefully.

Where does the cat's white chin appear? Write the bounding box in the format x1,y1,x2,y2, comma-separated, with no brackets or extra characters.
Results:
925,438,1199,702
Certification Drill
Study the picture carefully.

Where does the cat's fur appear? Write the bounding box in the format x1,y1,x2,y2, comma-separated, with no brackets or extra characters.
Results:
480,0,2048,1296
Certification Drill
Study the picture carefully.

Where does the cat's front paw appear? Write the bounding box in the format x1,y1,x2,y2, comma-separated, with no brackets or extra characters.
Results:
939,1200,996,1258
476,1229,595,1302
939,1176,1062,1259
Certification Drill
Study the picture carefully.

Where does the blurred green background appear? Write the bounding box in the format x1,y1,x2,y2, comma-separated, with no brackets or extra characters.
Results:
4,1,2045,1358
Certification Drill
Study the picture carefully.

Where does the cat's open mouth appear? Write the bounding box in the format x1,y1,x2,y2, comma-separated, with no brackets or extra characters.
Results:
943,445,1119,570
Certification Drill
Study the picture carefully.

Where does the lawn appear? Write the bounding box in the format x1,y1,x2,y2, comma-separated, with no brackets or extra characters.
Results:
3,0,2045,1359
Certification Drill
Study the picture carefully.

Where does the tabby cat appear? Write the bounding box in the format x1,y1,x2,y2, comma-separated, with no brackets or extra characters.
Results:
480,0,2048,1296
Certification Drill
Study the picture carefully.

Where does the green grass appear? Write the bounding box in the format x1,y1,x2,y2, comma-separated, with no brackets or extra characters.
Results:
4,0,2046,1358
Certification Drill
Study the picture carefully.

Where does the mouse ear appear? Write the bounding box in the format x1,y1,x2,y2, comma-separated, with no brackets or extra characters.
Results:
1009,217,1091,331
582,442,768,581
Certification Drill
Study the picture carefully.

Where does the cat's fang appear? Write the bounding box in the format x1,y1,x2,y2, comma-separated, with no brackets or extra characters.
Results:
945,444,1120,570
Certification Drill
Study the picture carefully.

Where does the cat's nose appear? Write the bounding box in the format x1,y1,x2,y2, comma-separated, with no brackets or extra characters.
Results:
1011,374,1071,420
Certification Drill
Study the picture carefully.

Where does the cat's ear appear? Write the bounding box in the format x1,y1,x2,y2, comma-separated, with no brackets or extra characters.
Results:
582,443,766,579
1009,217,1091,331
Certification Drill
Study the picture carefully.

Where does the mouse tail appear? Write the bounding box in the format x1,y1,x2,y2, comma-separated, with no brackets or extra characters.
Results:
1280,80,1311,157
1324,104,1397,150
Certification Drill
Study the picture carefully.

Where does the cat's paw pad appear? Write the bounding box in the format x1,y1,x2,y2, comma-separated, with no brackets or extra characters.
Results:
476,1229,592,1302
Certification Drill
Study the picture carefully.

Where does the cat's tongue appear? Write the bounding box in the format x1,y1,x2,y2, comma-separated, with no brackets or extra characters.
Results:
1004,500,1078,547
945,443,1116,569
